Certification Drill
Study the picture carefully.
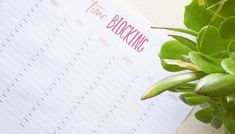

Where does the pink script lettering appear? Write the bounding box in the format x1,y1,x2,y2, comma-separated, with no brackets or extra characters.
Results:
106,14,149,53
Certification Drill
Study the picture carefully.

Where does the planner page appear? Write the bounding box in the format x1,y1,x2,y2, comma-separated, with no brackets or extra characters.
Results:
0,0,192,134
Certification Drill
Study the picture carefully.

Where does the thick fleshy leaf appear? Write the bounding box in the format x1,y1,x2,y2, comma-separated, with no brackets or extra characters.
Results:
159,40,192,72
197,26,230,55
169,35,197,50
196,73,224,91
219,16,235,40
196,74,235,96
180,93,196,105
184,0,223,32
189,51,224,74
141,72,205,100
195,107,213,123
228,41,235,60
219,0,235,17
224,112,235,133
174,83,196,92
206,0,235,18
222,58,235,74
185,96,209,106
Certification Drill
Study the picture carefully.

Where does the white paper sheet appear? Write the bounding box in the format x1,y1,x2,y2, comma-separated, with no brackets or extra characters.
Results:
0,0,191,134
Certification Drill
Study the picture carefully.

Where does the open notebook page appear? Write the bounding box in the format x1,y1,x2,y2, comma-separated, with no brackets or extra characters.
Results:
0,0,192,134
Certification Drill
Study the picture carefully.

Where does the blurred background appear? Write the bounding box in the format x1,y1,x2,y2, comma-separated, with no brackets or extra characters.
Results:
122,0,189,27
121,0,224,134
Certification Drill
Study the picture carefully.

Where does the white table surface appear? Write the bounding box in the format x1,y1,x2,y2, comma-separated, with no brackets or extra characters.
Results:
121,0,225,134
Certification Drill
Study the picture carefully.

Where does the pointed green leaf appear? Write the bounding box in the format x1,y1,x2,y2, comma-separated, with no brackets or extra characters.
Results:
169,35,197,50
141,72,206,100
151,27,198,36
189,51,224,74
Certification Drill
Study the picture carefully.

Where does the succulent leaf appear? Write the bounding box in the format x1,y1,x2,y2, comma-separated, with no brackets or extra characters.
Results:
196,74,235,96
189,51,224,74
219,16,235,40
159,40,193,72
195,107,213,123
141,72,205,100
197,26,230,55
222,58,235,74
184,0,223,31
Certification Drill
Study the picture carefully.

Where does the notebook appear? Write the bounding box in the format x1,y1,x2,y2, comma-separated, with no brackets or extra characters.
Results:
0,0,192,133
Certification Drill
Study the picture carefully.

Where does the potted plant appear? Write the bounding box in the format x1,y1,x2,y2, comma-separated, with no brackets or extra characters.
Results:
141,0,235,133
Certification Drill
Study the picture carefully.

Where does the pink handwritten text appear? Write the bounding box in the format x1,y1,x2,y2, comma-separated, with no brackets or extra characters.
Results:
106,14,149,53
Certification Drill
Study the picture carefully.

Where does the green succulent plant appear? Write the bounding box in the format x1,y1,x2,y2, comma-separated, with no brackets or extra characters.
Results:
142,0,235,133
